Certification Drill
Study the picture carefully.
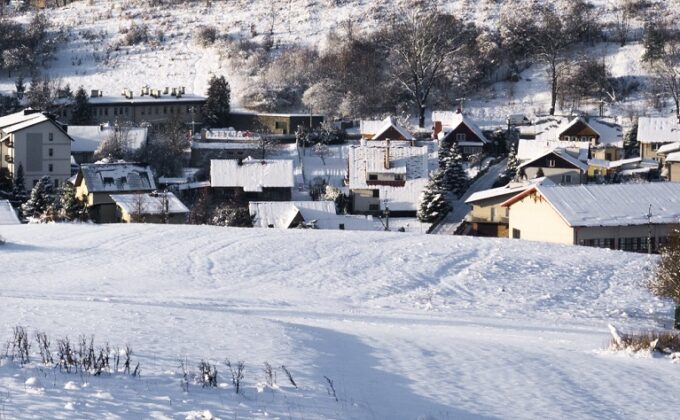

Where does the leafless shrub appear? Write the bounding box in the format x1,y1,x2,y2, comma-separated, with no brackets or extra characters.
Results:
35,332,53,366
225,359,245,394
123,345,133,374
323,376,338,402
179,358,190,393
57,337,77,373
195,25,218,47
5,326,30,365
609,324,680,352
198,361,218,387
263,362,275,387
281,364,297,388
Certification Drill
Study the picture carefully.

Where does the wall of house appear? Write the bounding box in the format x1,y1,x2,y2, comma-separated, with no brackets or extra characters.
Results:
86,101,205,126
469,201,509,224
591,147,623,161
118,209,187,224
575,224,671,253
669,162,680,182
352,188,380,213
522,167,582,184
8,120,71,188
640,142,668,161
507,193,574,244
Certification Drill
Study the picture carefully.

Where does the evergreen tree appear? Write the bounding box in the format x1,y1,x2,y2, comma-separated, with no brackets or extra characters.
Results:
438,140,452,169
59,182,88,222
188,189,211,225
15,76,25,99
203,75,231,127
12,164,27,201
21,176,52,220
624,122,639,158
442,145,468,197
417,170,451,223
70,86,92,125
506,143,519,180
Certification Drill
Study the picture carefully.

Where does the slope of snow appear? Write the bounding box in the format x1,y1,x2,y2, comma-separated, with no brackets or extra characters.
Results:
0,224,676,419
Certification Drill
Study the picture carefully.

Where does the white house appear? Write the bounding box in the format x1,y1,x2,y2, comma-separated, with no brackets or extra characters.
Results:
210,158,294,202
0,110,72,189
503,182,680,252
347,141,430,216
360,116,416,141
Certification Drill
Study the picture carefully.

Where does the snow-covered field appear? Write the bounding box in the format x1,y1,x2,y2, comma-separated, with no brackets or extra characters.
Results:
0,224,677,419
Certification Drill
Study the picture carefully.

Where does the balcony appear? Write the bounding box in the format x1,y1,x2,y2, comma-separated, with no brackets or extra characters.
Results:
4,155,13,164
366,179,406,187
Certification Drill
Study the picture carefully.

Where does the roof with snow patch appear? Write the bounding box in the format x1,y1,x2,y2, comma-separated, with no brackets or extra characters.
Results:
110,192,189,215
0,200,20,225
210,158,294,191
249,201,376,230
637,116,680,144
68,125,148,153
77,163,156,193
433,111,488,144
518,148,588,172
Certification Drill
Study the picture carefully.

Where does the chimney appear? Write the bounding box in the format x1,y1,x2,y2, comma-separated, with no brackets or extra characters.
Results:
433,120,443,137
384,140,391,170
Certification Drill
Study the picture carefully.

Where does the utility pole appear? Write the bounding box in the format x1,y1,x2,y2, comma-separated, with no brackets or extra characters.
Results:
647,204,653,254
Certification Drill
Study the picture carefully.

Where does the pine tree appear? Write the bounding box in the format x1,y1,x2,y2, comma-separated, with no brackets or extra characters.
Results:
506,143,519,180
624,122,639,158
417,170,451,223
12,164,26,201
70,86,92,125
438,140,452,169
21,176,52,220
59,182,88,222
187,189,211,225
203,75,231,127
442,145,468,197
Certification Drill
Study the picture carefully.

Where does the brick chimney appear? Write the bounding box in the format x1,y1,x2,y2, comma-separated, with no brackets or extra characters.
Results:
433,120,443,137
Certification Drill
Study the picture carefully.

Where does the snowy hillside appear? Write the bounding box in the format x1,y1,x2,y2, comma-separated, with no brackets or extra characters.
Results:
0,224,677,418
0,0,669,123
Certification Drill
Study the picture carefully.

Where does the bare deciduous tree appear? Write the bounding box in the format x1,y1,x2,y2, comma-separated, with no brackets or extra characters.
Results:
647,230,680,329
646,35,680,117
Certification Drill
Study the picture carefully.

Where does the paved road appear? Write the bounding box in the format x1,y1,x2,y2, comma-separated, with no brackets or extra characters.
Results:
431,158,507,235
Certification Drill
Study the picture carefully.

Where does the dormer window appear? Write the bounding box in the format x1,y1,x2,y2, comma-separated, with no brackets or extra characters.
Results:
103,177,114,184
547,159,556,167
456,133,466,142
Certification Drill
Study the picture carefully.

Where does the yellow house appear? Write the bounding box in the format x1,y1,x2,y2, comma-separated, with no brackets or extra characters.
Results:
75,163,156,223
665,152,680,182
503,183,680,252
586,157,642,179
637,116,680,162
110,192,189,224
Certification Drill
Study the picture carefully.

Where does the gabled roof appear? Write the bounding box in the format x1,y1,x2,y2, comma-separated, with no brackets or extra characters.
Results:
517,139,589,162
637,116,680,144
0,110,72,140
518,148,588,172
210,158,294,191
77,163,156,193
587,157,641,169
504,183,680,227
433,111,489,144
110,192,189,215
666,151,680,163
68,125,148,153
465,178,549,204
657,142,680,155
0,200,20,225
249,201,377,230
532,116,622,147
370,117,416,141
558,116,600,138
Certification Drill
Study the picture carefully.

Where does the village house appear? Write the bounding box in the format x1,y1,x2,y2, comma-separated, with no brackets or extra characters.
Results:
359,116,416,141
190,129,264,168
249,200,376,230
463,179,546,237
0,199,20,225
67,124,149,164
0,109,72,189
637,116,680,162
210,158,294,203
432,111,489,156
74,162,156,223
517,148,587,185
59,87,206,127
347,140,430,217
503,182,680,252
110,191,189,224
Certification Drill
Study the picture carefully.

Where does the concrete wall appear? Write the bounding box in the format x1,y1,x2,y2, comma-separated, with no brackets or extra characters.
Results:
507,193,574,244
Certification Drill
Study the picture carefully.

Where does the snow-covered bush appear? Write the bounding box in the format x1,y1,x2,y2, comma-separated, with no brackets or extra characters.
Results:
195,25,218,47
121,22,149,46
211,205,253,227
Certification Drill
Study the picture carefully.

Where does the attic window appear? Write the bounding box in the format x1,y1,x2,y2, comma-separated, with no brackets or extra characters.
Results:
456,133,466,142
547,159,556,167
103,177,114,184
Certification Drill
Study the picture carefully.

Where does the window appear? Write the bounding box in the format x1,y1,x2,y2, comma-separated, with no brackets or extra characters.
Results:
48,148,53,157
104,108,108,116
368,174,378,181
163,107,167,114
561,174,572,184
339,224,345,230
372,190,379,198
395,174,404,181
456,133,466,142
114,108,118,116
54,179,59,188
141,108,145,115
275,121,287,130
48,164,53,172
369,204,380,211
547,159,556,167
49,133,54,142
512,228,521,239
490,207,496,221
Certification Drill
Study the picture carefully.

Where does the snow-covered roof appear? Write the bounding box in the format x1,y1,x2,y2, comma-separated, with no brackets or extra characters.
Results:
637,116,680,144
210,158,294,191
0,110,70,138
0,200,20,225
657,142,680,155
433,111,489,144
508,183,680,227
665,152,680,163
191,141,259,150
370,117,416,141
360,119,386,136
249,201,376,230
110,192,189,215
518,148,588,172
465,179,547,204
68,125,148,153
88,94,206,105
78,163,156,193
517,139,589,162
531,117,622,147
587,157,641,169
348,144,430,211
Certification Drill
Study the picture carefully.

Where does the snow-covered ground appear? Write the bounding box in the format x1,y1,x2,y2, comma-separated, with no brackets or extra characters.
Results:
0,224,677,418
